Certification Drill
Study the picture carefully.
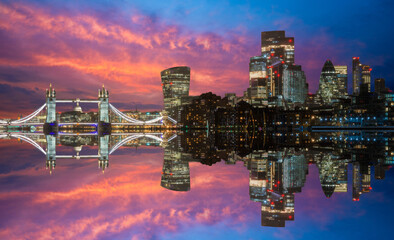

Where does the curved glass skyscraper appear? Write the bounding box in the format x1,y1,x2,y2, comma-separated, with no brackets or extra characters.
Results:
161,66,191,120
317,60,340,104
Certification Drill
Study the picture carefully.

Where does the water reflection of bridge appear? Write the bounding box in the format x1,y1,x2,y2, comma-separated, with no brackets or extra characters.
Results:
0,132,177,172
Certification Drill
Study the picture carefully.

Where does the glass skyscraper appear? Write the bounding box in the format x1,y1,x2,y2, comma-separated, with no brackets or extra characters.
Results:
283,65,308,104
317,60,340,104
334,65,348,95
161,66,191,119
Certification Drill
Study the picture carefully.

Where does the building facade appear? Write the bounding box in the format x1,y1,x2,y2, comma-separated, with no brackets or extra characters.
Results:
375,78,386,94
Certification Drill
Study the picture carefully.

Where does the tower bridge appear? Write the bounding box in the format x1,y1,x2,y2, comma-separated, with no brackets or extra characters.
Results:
0,84,178,132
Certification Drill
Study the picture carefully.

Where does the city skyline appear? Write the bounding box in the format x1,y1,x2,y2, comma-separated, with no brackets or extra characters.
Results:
0,0,393,118
1,1,394,239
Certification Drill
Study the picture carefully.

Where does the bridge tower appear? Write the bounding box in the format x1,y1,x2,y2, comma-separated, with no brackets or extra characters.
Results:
44,84,58,134
98,85,111,135
46,135,56,174
98,135,109,171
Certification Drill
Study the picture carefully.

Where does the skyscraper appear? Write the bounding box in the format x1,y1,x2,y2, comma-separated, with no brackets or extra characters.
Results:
283,65,308,104
317,60,340,104
352,57,362,95
248,31,303,105
161,66,190,120
261,31,294,65
361,65,372,92
334,65,348,95
248,56,268,104
352,57,372,95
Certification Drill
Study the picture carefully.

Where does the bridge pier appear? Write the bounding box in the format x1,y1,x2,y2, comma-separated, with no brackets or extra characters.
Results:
98,135,109,171
44,84,58,135
98,85,111,135
46,134,56,173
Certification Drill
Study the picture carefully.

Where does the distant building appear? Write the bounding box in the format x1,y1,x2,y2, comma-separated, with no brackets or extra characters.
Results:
375,78,386,94
317,60,340,104
361,65,372,92
352,57,362,95
352,57,372,95
334,65,348,95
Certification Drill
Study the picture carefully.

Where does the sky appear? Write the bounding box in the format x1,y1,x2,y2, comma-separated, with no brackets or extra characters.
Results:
1,0,394,117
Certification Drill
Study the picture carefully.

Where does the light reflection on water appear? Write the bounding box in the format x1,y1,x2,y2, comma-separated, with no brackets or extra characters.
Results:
0,131,393,240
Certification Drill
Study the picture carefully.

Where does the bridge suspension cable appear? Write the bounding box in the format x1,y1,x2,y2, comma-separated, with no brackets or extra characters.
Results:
109,134,163,154
6,104,47,125
0,134,46,155
109,104,165,124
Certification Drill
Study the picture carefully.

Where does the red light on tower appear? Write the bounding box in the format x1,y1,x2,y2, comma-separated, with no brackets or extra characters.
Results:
289,39,293,43
369,68,372,71
289,215,293,219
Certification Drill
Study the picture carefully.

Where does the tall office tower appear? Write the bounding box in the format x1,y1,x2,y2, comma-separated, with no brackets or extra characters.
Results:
161,149,190,191
334,65,348,95
317,60,340,104
161,66,190,119
248,153,269,203
247,31,295,101
352,57,362,95
263,31,294,99
248,56,268,104
361,65,372,92
283,153,308,193
261,31,294,65
334,162,348,193
282,65,308,104
375,78,386,94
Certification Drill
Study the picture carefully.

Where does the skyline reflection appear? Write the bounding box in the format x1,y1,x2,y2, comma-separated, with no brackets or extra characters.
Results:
0,130,392,234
